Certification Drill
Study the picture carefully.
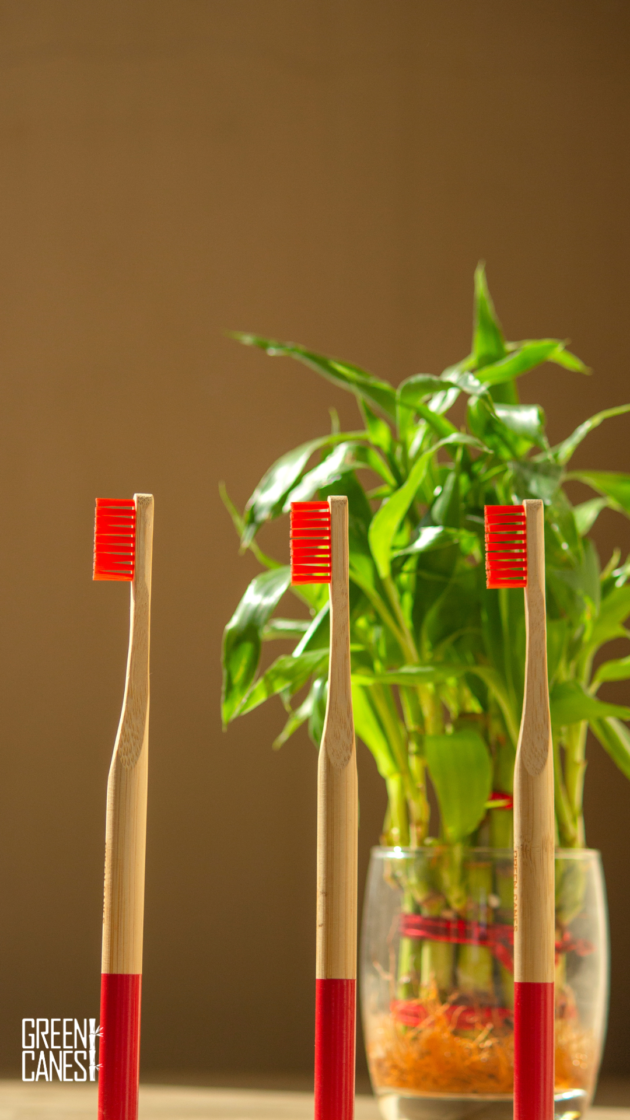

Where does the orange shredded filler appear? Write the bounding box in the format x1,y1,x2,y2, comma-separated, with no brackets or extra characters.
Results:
367,992,596,1098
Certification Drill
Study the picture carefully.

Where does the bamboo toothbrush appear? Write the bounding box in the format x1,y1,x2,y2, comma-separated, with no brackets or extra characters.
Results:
93,494,154,1120
485,500,554,1120
290,498,358,1120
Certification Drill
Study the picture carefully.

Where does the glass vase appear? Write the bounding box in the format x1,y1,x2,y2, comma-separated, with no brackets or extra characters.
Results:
361,846,608,1120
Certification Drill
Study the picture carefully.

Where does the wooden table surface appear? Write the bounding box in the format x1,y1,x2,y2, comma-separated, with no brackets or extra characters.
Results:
0,1082,628,1119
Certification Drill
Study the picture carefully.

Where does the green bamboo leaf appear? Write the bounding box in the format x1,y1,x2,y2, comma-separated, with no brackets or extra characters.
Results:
424,730,492,842
273,688,315,749
467,397,511,458
352,665,460,687
287,442,361,504
425,568,479,650
397,374,451,406
352,444,398,486
550,405,630,466
611,556,630,588
394,525,478,559
404,398,459,441
308,677,328,746
293,602,330,654
219,480,245,538
473,264,507,368
468,398,545,459
547,618,568,686
550,679,630,726
368,452,433,579
369,435,485,579
241,437,323,541
589,717,630,780
359,399,394,454
544,492,583,573
480,578,505,667
574,497,607,536
566,470,630,517
351,681,399,779
290,581,329,613
411,547,462,650
511,459,562,502
431,470,461,528
262,618,310,640
222,567,292,724
549,348,591,374
475,340,583,387
233,333,397,418
309,475,404,645
470,670,519,745
428,386,462,415
588,583,630,651
219,482,283,569
496,402,547,445
397,371,486,418
241,433,361,546
593,655,630,685
555,538,600,612
238,650,328,717
441,366,487,396
317,472,387,606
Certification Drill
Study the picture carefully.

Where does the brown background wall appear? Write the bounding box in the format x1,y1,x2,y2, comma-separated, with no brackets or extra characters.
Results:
0,0,629,1082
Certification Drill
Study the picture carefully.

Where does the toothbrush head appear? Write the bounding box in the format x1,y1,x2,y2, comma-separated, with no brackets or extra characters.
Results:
484,504,527,589
93,498,136,581
290,501,332,585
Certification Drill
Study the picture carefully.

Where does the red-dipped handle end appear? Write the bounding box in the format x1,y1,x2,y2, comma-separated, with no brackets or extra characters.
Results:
98,973,142,1120
514,981,554,1120
314,978,356,1120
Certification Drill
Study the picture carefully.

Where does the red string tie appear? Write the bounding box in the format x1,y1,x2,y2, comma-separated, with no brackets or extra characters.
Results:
487,791,514,811
399,914,594,976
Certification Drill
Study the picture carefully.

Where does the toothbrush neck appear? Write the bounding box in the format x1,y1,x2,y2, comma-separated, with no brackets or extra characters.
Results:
327,497,351,709
519,499,551,774
328,570,351,707
523,497,548,685
321,497,354,769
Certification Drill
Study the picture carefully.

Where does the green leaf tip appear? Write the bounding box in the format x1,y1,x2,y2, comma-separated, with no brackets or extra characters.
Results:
473,263,506,368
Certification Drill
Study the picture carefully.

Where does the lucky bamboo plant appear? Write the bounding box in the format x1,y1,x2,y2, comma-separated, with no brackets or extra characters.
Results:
222,266,630,866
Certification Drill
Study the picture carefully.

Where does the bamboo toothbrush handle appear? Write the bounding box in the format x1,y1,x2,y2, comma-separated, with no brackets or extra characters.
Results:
315,496,358,1120
99,494,154,1120
514,498,555,1120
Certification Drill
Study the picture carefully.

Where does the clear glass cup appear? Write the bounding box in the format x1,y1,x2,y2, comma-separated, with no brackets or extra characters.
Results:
361,846,608,1120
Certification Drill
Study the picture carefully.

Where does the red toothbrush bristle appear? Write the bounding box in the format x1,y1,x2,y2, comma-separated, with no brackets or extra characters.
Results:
484,504,527,589
290,501,332,584
93,498,136,582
